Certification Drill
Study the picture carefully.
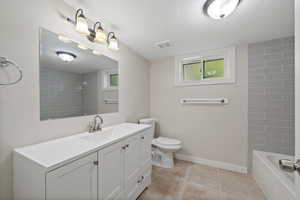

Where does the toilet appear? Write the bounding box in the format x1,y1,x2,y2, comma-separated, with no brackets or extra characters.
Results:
139,118,182,168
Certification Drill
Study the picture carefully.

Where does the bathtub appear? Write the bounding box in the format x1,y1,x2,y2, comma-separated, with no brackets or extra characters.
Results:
253,151,296,200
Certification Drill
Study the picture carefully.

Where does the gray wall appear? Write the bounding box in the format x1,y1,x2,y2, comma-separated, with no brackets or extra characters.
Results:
82,72,99,116
248,37,295,170
40,67,84,120
150,45,248,170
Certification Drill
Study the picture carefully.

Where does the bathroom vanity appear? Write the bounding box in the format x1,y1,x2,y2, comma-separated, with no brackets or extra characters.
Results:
13,123,152,200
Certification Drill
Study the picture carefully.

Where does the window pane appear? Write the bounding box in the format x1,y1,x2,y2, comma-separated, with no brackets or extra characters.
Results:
110,74,118,87
203,59,224,79
183,61,202,81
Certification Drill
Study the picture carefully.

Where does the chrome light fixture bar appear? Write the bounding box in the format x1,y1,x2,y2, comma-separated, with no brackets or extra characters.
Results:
66,9,119,51
203,0,241,19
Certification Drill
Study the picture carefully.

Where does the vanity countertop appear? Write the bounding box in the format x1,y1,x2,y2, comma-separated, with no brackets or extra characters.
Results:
14,123,150,169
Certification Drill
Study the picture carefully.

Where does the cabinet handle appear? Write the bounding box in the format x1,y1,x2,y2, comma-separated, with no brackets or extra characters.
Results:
122,144,130,150
137,176,144,183
93,161,99,166
141,136,145,140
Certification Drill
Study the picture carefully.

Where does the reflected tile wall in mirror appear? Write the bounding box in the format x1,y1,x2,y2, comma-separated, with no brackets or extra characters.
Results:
39,28,119,120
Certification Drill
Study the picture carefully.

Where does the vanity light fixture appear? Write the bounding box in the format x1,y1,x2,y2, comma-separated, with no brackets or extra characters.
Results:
75,9,89,35
203,0,241,19
67,9,119,51
107,32,119,51
88,21,107,43
56,51,76,62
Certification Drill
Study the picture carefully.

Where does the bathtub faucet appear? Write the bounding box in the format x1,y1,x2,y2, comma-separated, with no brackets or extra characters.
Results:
279,159,300,172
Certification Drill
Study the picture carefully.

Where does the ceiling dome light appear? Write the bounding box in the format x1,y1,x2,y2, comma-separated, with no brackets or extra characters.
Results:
107,32,119,51
203,0,240,20
75,9,90,35
56,51,76,62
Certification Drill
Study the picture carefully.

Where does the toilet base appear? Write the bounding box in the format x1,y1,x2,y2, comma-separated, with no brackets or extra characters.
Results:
151,147,174,168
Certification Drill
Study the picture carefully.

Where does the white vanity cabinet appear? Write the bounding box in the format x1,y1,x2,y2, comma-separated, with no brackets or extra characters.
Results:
46,153,98,200
98,141,124,200
99,129,152,200
13,123,152,200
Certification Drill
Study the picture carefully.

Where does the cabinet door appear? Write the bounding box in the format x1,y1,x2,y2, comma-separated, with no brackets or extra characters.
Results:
99,142,123,200
46,153,98,200
123,135,141,200
139,129,152,168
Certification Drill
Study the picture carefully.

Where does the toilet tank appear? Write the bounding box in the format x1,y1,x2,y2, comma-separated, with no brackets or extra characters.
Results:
139,118,157,138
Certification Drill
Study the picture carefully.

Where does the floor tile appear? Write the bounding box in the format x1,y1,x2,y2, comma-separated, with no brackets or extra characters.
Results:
219,169,257,197
187,164,220,190
182,183,221,200
140,161,267,200
155,159,193,178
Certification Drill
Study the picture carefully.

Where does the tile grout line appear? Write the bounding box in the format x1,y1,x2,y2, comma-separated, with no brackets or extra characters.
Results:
177,165,191,200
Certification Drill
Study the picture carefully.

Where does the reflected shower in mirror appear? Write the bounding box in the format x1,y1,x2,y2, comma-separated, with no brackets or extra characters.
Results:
39,28,119,121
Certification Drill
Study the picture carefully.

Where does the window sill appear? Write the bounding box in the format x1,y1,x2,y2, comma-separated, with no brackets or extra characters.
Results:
174,78,235,87
102,87,118,91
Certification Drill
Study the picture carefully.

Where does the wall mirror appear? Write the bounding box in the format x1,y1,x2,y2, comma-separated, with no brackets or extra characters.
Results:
39,28,119,121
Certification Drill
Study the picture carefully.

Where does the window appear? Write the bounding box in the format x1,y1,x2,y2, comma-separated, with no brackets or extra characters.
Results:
175,47,236,86
109,73,118,87
102,70,118,90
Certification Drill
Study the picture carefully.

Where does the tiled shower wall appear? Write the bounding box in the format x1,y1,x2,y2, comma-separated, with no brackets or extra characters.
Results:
40,67,84,120
248,37,295,170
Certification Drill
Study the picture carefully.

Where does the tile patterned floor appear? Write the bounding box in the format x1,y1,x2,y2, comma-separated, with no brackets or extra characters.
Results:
138,160,266,200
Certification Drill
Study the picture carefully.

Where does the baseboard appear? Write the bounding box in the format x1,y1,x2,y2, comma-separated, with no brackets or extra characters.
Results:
175,153,248,174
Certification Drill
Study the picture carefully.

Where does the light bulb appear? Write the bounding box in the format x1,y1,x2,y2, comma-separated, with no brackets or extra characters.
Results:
77,44,88,50
58,35,72,43
92,50,101,55
75,13,89,35
95,28,106,43
108,34,119,51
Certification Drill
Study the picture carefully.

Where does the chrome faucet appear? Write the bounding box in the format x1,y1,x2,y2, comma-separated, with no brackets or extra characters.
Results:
88,115,104,133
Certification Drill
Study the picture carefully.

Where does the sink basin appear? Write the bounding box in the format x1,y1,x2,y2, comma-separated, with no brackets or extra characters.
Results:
80,128,114,142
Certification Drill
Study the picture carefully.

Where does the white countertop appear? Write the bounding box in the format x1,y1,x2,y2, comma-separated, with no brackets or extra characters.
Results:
14,123,150,169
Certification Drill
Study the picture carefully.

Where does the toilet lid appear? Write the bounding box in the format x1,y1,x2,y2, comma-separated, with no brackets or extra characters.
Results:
155,137,181,146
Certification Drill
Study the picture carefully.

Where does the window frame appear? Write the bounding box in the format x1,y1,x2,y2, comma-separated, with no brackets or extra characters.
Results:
174,47,236,86
101,69,119,90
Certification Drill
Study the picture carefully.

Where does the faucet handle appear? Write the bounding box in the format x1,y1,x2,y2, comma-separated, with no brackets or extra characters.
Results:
88,121,94,133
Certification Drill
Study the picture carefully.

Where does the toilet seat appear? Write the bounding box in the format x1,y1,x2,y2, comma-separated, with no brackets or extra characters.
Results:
154,137,181,146
152,137,181,150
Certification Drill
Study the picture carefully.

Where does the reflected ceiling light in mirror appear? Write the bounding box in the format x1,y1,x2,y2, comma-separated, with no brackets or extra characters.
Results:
56,51,76,62
75,9,89,35
77,44,88,50
107,32,119,51
92,50,102,55
203,0,240,19
58,35,72,43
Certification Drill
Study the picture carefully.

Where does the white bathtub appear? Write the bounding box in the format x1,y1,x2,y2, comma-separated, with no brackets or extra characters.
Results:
253,151,296,200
